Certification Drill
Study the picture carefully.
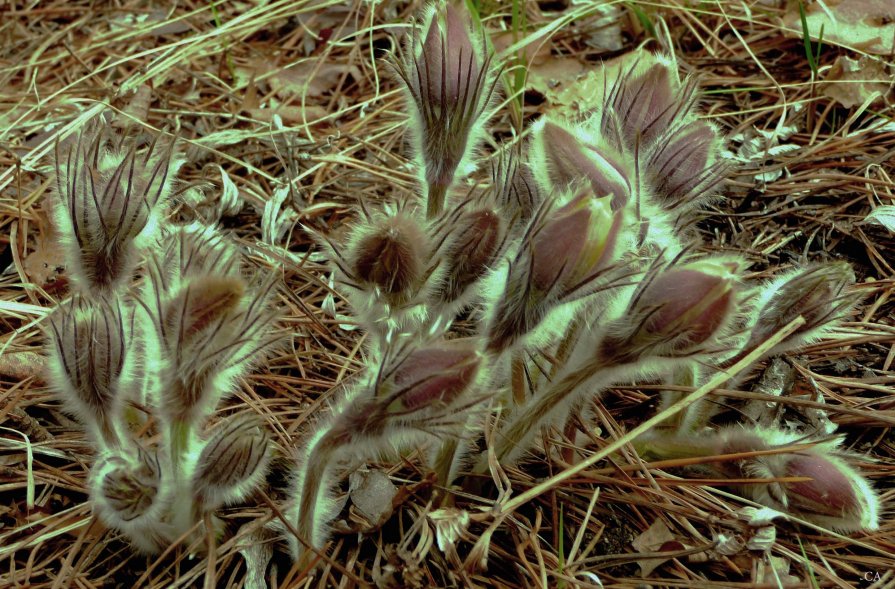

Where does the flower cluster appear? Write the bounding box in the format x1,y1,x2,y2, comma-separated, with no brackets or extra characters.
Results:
45,123,278,553
296,0,879,565
42,1,880,568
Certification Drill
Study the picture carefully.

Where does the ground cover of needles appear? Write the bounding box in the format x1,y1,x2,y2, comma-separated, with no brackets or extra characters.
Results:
1,1,895,588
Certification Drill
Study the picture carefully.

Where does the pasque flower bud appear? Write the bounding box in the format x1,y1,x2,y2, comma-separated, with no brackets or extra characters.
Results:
386,342,482,412
193,413,272,510
532,120,632,210
143,224,278,427
46,296,132,447
51,121,182,294
391,1,498,218
597,54,698,150
746,262,857,354
486,191,623,353
603,259,740,360
530,192,620,294
717,428,880,533
646,120,725,210
348,213,430,303
437,208,503,303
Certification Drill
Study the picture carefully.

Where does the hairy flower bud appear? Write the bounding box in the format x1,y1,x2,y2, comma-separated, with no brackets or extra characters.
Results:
388,342,482,412
609,259,740,359
747,262,857,353
533,120,631,210
717,429,880,533
143,224,278,426
391,1,498,218
421,2,479,105
193,414,272,510
46,296,132,447
350,214,429,302
646,120,725,210
486,192,623,353
598,54,698,150
531,192,620,295
51,121,181,294
438,208,502,303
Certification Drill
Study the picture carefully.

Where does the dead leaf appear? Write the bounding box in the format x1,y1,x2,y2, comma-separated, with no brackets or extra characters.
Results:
631,519,677,576
347,468,397,530
247,104,329,126
269,61,361,99
822,55,893,108
862,205,895,232
782,0,895,55
755,554,801,585
0,352,47,381
23,208,66,291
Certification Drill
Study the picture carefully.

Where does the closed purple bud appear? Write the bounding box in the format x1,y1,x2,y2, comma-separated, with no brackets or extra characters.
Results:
748,262,857,351
51,122,181,294
194,414,271,509
531,192,620,295
391,343,481,411
647,120,724,209
439,209,502,302
351,214,428,300
421,2,479,105
537,121,631,209
623,260,740,356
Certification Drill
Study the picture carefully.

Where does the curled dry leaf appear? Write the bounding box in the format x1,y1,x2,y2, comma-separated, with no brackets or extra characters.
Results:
782,0,895,55
822,55,893,108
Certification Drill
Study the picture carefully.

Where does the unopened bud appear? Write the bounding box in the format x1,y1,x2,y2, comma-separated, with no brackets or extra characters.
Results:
350,214,428,300
389,341,481,411
420,1,480,105
194,414,271,509
392,1,497,218
535,121,631,209
531,192,620,295
96,451,161,522
439,209,502,302
748,262,857,352
164,275,245,344
52,122,181,293
47,296,129,446
646,120,724,209
619,259,740,357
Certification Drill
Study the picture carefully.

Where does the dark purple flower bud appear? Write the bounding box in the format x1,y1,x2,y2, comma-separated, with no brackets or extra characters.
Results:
618,260,740,357
350,214,429,300
530,192,620,294
747,262,857,352
601,55,697,149
421,2,480,105
390,342,481,411
438,208,502,302
646,120,725,209
390,1,499,218
51,121,181,294
536,121,631,210
194,414,271,509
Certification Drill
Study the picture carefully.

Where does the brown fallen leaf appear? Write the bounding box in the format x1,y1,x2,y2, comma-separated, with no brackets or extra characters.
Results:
22,207,67,292
822,55,894,108
630,518,677,576
269,61,362,100
0,351,47,381
782,0,895,55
